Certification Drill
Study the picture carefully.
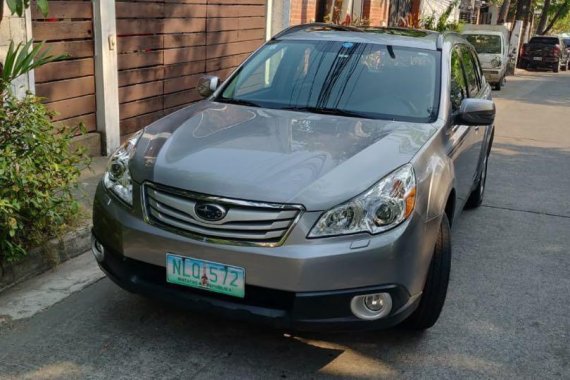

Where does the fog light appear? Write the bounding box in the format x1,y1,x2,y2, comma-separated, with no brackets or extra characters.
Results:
350,293,392,320
91,236,105,263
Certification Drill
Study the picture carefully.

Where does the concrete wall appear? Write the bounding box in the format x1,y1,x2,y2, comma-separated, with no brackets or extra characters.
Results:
420,0,459,23
0,3,34,97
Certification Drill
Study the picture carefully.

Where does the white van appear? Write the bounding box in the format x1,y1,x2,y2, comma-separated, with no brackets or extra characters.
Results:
462,25,510,90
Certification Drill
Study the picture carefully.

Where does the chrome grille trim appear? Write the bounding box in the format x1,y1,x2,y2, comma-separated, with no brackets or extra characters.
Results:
141,182,304,247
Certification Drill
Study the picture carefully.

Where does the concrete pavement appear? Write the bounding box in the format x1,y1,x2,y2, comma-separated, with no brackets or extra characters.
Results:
0,70,568,379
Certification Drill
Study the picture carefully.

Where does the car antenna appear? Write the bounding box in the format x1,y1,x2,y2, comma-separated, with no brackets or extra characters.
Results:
387,45,396,59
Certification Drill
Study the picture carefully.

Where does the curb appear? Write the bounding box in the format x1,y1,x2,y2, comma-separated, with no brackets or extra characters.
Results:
0,225,92,293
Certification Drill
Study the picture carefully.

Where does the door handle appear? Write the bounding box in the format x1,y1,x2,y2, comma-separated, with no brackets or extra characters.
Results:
474,126,480,131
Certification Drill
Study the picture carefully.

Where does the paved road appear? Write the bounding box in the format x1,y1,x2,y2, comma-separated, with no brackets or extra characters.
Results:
1,70,569,379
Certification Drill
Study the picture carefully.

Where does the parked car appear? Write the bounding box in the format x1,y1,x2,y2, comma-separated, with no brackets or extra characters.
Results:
92,25,495,331
519,35,569,72
462,25,510,90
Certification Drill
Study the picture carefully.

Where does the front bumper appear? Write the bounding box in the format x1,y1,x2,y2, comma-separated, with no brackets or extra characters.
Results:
522,56,559,67
94,237,420,330
482,69,502,83
93,182,439,329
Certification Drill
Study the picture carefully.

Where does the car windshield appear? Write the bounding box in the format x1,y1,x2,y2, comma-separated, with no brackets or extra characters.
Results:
465,34,502,54
217,40,440,123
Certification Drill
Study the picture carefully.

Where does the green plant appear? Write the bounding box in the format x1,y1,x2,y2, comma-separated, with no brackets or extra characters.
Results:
0,40,65,92
0,87,90,262
5,0,48,18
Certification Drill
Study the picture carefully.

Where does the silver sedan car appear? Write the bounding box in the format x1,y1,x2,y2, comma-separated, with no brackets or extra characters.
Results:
92,25,495,330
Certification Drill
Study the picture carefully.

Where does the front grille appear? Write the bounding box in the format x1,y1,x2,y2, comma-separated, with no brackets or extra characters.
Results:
143,183,303,246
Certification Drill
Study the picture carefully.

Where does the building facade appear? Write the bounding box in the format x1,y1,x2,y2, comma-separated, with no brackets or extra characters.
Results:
289,0,390,27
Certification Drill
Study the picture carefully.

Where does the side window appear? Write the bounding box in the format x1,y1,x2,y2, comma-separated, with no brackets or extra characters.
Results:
460,45,480,96
469,48,484,87
450,48,467,112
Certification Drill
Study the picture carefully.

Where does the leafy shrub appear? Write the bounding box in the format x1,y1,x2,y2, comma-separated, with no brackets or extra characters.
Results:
0,40,66,90
0,87,90,262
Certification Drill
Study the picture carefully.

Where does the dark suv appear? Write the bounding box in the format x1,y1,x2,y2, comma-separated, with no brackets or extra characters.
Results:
520,36,569,72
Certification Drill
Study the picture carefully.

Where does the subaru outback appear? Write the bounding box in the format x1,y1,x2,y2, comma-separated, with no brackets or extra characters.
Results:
92,25,495,330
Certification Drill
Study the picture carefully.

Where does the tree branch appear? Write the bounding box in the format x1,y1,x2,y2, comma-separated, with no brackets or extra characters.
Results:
544,0,570,35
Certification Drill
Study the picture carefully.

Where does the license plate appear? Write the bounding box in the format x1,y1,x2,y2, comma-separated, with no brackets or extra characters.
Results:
533,57,543,61
166,254,245,298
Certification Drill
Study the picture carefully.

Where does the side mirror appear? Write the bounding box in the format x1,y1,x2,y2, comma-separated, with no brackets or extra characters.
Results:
458,98,495,126
197,75,219,97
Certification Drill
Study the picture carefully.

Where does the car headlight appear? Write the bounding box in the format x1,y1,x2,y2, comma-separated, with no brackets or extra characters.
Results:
103,130,144,206
309,164,416,238
491,57,502,68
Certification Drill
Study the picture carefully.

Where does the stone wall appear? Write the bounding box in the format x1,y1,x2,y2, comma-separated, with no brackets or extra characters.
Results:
0,3,34,97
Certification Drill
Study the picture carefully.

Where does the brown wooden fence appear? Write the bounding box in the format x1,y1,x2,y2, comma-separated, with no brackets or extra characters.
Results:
116,0,266,138
32,0,97,134
30,0,266,147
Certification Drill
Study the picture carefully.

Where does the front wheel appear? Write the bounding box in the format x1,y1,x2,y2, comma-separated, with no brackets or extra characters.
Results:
554,62,560,73
401,214,451,330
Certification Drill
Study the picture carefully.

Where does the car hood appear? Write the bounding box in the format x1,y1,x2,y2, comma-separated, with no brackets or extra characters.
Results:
132,101,438,211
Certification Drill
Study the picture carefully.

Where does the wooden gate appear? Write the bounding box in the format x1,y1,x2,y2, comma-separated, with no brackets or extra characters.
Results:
32,0,97,134
115,0,266,139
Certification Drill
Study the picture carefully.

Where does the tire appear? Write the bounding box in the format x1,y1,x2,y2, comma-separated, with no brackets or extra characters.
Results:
554,62,560,73
465,151,489,209
562,61,568,71
494,80,502,91
401,214,451,330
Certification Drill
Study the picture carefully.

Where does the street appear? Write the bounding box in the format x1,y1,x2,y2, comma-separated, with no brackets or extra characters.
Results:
0,70,569,379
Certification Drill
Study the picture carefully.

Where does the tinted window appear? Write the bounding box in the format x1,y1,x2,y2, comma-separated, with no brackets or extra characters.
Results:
469,49,484,87
460,46,480,96
450,48,467,111
529,37,558,45
465,34,502,54
219,40,441,123
564,39,570,47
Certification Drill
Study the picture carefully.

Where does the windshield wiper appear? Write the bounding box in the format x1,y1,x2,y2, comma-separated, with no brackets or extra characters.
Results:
283,106,370,119
217,97,261,108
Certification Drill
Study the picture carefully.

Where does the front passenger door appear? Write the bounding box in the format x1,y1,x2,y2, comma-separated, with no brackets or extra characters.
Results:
448,46,483,210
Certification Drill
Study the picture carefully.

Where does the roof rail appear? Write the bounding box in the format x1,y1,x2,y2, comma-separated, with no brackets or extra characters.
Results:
437,31,461,50
437,34,444,50
272,23,362,40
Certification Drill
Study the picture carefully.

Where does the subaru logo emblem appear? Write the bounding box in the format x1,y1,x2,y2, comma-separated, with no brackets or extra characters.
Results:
195,203,227,222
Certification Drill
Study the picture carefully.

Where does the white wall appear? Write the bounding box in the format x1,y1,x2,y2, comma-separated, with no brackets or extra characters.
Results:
421,0,460,23
0,3,34,97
